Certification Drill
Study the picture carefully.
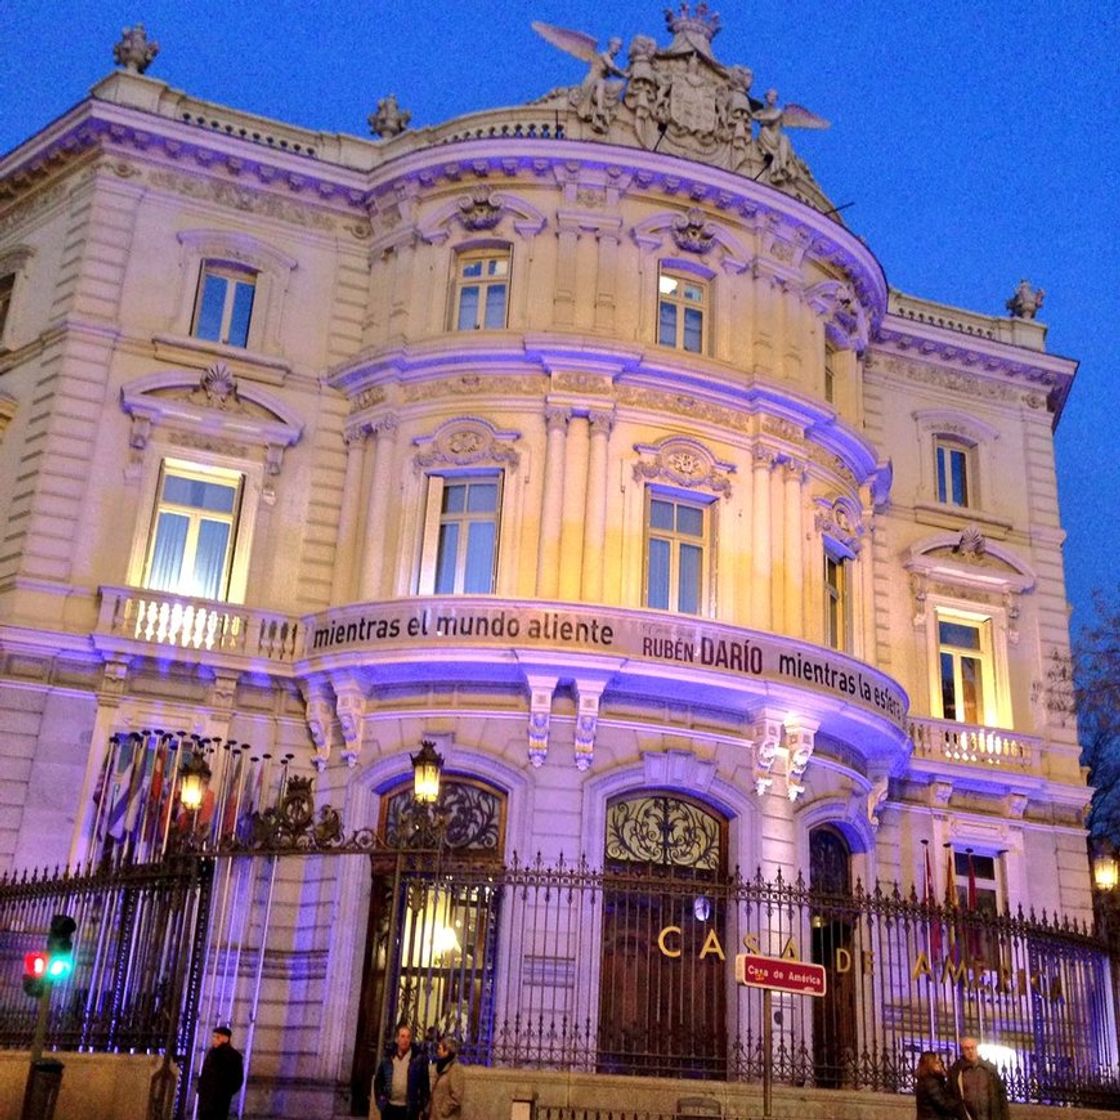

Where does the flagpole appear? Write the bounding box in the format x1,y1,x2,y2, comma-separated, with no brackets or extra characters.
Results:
945,843,962,1045
922,839,938,1044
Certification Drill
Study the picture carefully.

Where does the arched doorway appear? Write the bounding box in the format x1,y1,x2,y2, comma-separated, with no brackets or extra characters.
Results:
350,776,505,1114
809,824,857,1087
598,791,728,1078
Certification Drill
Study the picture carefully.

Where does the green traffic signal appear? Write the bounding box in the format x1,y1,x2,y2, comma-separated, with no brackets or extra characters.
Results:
45,913,76,983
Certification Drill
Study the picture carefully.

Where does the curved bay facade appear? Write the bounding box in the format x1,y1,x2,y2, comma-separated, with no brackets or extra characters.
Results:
0,14,1105,1120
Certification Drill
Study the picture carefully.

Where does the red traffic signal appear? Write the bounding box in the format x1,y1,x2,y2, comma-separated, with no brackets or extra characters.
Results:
23,951,47,998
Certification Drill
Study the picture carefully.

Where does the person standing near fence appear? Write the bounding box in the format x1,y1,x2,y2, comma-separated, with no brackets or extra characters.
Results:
948,1037,1010,1120
915,1051,966,1120
197,1026,244,1120
429,1035,465,1119
373,1022,430,1120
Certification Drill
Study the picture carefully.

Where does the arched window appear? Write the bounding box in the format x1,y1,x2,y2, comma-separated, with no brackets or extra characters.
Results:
599,791,728,1079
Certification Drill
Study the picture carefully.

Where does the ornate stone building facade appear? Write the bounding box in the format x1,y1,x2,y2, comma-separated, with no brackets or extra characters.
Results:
0,13,1101,1120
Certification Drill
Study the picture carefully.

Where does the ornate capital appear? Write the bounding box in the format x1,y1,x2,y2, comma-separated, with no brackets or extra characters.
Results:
588,408,615,436
544,405,572,433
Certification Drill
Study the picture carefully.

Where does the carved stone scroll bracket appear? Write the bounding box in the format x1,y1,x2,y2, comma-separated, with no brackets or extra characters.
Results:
300,681,335,773
572,678,608,772
524,673,560,768
1003,792,1028,820
748,710,784,797
865,772,890,831
333,678,367,769
783,717,819,803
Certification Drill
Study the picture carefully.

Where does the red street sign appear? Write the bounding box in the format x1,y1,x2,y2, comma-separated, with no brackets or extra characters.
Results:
735,953,827,997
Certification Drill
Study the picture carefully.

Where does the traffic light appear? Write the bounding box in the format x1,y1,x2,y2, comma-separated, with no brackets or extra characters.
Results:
45,914,76,982
23,951,47,998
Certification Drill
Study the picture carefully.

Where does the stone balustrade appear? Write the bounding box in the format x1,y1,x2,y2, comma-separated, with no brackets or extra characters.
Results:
908,715,1040,770
96,585,299,662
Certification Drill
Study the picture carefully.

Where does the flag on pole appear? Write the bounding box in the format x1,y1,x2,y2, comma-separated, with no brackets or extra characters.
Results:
122,737,153,841
944,843,962,965
923,842,943,960
220,751,244,841
106,734,138,840
966,849,983,959
141,745,167,855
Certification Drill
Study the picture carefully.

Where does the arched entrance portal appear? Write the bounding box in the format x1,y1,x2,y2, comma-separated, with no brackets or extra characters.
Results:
350,777,505,1115
598,791,728,1078
809,824,858,1087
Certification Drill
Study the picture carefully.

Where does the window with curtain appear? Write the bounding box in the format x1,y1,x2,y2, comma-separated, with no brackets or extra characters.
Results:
143,463,244,600
192,262,257,348
644,492,707,615
430,476,501,595
936,614,993,724
657,267,707,354
453,249,510,331
824,551,850,651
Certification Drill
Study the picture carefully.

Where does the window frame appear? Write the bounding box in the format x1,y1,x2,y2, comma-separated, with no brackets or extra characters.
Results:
191,262,258,349
934,435,974,509
927,604,1010,727
451,247,511,332
823,549,851,652
642,488,712,616
126,453,262,605
0,273,14,345
418,472,504,596
656,265,709,355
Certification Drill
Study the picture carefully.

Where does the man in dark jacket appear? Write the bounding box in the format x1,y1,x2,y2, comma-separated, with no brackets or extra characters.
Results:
373,1022,430,1120
948,1037,1010,1120
197,1026,244,1120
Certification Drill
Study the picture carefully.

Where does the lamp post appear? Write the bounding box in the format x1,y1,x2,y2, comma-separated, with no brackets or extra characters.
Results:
1092,840,1119,950
176,747,212,849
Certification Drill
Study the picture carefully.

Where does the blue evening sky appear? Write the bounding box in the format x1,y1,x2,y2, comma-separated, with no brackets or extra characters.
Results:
3,1,1118,632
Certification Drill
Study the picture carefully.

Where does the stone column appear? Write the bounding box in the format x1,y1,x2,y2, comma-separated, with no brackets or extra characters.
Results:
357,414,399,602
750,446,776,629
580,409,614,602
330,424,368,604
559,415,591,600
782,458,805,638
536,407,570,599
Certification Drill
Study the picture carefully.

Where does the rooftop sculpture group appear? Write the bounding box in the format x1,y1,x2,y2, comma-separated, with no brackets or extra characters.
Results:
533,4,828,190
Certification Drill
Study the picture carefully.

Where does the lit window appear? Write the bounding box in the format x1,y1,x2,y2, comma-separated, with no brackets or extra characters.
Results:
192,263,256,348
0,273,13,343
824,552,849,651
935,437,972,508
937,616,992,724
143,463,244,600
657,269,706,353
953,850,1000,916
645,494,707,615
454,251,509,331
431,477,501,594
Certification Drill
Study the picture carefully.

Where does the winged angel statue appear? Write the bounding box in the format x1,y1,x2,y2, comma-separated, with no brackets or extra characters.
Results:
753,88,829,183
532,21,628,133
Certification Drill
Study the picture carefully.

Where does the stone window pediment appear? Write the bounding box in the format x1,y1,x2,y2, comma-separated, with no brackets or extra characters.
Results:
121,364,303,477
904,528,1034,596
413,416,521,472
633,436,734,498
418,191,547,245
632,212,748,273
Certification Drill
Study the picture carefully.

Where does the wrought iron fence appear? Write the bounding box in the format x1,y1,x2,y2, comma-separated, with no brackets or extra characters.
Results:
0,853,212,1110
373,855,1120,1109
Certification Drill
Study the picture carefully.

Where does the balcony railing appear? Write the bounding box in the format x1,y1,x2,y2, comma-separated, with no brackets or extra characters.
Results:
908,715,1039,770
96,585,300,663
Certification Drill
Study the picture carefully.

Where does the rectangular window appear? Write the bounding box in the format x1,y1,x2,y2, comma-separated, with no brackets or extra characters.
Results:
952,849,1002,962
935,438,971,507
824,345,837,404
192,263,256,348
143,463,243,600
937,617,991,723
824,553,849,651
421,476,501,595
454,251,509,331
645,494,707,615
658,269,706,354
0,273,13,342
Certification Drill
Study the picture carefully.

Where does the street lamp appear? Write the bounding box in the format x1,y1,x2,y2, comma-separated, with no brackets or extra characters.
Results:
1092,844,1119,893
411,739,444,804
178,747,212,812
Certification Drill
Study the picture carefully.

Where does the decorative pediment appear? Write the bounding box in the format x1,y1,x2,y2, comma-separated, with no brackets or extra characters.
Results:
814,491,866,555
632,435,734,497
631,211,748,272
805,279,869,353
413,416,521,471
176,229,298,275
120,365,303,475
418,191,547,244
904,529,1035,593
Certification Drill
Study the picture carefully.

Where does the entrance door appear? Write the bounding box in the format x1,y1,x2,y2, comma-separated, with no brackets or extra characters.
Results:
350,779,504,1115
809,825,857,1087
597,792,727,1079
